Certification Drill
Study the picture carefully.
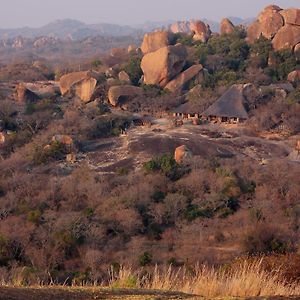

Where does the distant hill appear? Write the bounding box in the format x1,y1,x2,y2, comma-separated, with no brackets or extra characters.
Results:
0,17,253,40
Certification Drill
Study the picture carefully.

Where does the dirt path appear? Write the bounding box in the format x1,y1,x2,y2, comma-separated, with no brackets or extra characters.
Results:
0,287,298,300
0,287,198,300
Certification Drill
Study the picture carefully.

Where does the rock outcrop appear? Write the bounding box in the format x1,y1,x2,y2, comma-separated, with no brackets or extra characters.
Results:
247,21,263,43
141,31,173,54
220,18,235,35
170,21,191,34
280,8,300,26
15,84,39,103
190,21,211,42
128,44,137,53
272,24,300,51
295,44,300,60
108,85,144,107
110,48,127,57
193,22,210,41
33,36,59,48
287,70,300,83
247,5,300,51
169,20,212,42
59,71,99,102
52,135,73,146
258,5,284,39
23,82,60,99
118,71,131,83
0,132,5,144
165,64,204,92
141,44,187,87
75,77,98,103
174,145,192,164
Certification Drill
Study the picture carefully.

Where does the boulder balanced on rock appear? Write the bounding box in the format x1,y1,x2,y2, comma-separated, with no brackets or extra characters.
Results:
59,71,99,103
141,31,173,54
141,44,187,87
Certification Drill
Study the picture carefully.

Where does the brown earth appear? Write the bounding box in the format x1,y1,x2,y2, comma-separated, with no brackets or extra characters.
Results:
0,287,298,300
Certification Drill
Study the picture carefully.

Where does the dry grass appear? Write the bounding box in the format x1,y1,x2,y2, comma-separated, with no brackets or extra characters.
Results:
108,259,300,297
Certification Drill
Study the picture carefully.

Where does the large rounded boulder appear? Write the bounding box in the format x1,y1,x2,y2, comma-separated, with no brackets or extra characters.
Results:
280,8,300,26
272,24,300,51
59,71,99,103
108,85,144,107
141,44,187,87
220,18,235,35
141,31,173,54
170,21,191,34
258,5,284,39
165,64,205,93
190,21,211,42
287,70,300,83
15,84,39,103
174,145,193,165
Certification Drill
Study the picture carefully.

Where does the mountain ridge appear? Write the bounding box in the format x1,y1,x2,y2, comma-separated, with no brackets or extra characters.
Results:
0,17,254,40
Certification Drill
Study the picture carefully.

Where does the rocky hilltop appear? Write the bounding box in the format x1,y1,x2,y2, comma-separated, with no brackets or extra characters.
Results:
247,5,300,51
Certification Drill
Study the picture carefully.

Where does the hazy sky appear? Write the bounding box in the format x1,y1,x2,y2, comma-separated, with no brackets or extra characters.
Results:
1,0,299,28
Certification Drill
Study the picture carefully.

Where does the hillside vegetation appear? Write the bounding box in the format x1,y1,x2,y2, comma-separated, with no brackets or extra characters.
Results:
0,4,300,298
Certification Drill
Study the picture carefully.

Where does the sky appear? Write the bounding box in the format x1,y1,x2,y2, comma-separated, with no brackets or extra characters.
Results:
1,0,299,28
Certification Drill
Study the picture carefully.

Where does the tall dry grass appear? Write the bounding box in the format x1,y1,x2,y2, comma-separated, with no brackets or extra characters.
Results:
108,259,300,297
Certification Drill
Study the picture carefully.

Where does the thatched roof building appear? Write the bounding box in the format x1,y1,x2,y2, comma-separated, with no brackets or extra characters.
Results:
203,85,249,122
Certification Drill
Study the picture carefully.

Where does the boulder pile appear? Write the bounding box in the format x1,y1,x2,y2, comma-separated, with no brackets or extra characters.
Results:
59,71,99,103
141,44,187,87
141,31,173,54
247,5,300,51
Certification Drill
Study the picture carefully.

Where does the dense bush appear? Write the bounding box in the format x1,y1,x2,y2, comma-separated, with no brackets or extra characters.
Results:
243,225,293,255
86,115,131,139
33,141,69,165
123,56,143,86
143,154,186,181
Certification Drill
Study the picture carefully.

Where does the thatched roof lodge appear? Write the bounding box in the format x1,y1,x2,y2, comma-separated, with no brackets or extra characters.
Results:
202,85,249,124
172,102,204,119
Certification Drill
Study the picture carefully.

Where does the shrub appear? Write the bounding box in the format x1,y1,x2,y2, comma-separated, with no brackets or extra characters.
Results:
249,36,272,68
287,89,300,105
27,209,42,225
33,141,69,165
25,103,37,115
123,56,143,86
184,204,214,221
0,235,23,266
83,207,94,218
139,251,152,266
143,154,184,180
86,115,131,139
72,270,90,285
243,226,293,255
91,59,102,68
266,49,299,82
151,190,165,203
116,167,129,176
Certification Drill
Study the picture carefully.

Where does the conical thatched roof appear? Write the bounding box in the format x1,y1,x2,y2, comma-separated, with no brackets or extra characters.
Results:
172,102,203,114
203,85,249,119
